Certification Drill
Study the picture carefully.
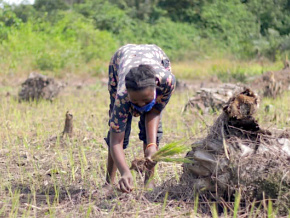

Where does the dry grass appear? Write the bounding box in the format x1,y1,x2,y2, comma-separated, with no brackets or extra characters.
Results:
0,60,289,217
0,80,206,217
172,59,283,81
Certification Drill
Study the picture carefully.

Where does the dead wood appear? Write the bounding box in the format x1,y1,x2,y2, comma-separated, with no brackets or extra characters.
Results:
183,83,244,114
62,111,73,138
251,67,290,99
19,73,64,101
184,66,290,114
130,158,147,174
182,88,290,214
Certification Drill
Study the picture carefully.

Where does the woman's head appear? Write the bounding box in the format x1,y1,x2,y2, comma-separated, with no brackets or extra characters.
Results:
125,65,156,111
125,64,156,91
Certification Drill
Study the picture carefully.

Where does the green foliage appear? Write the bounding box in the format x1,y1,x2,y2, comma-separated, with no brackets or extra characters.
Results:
110,0,163,22
76,0,133,34
34,0,69,12
0,10,117,74
1,0,290,73
151,141,192,163
215,66,257,83
0,4,22,27
243,0,290,36
115,17,199,60
200,0,259,56
233,189,241,218
12,4,36,23
253,29,290,61
158,0,205,23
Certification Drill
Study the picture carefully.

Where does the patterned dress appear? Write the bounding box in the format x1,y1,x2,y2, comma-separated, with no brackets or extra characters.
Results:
108,44,176,133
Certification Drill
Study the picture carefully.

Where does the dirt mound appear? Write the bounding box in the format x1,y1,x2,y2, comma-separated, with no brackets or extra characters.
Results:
19,73,65,101
183,83,244,113
182,88,290,214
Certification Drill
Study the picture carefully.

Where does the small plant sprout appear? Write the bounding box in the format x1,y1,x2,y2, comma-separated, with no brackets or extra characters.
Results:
151,141,192,163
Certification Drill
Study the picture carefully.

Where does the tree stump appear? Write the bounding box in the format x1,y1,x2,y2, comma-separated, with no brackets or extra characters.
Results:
182,88,290,214
62,111,73,138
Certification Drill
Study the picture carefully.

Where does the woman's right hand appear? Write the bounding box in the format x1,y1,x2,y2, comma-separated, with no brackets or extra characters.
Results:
119,171,133,193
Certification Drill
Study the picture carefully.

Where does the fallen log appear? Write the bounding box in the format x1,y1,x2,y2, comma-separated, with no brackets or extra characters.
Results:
183,83,243,114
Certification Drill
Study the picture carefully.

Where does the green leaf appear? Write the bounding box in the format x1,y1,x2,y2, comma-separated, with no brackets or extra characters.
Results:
151,140,191,164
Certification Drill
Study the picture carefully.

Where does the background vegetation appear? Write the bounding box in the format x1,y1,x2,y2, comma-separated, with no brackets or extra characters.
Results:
0,0,289,216
0,0,290,76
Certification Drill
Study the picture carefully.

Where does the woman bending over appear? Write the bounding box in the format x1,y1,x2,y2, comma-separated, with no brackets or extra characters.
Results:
105,44,176,192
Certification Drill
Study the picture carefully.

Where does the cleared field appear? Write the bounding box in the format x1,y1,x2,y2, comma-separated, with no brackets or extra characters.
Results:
0,61,289,217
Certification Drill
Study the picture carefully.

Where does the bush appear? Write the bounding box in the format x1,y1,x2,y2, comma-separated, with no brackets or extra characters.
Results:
34,0,69,12
117,17,199,60
200,0,259,56
1,0,290,75
76,0,133,34
0,11,118,74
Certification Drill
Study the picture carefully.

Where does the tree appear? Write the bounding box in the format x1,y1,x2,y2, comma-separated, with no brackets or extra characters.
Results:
34,0,69,12
243,0,290,36
109,0,165,22
158,0,207,23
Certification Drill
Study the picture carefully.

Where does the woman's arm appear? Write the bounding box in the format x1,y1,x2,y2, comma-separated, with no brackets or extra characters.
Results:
110,130,133,192
145,108,161,156
109,131,128,175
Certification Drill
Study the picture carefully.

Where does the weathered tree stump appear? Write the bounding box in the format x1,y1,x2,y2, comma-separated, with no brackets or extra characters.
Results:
182,88,290,214
19,73,64,101
62,111,73,138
